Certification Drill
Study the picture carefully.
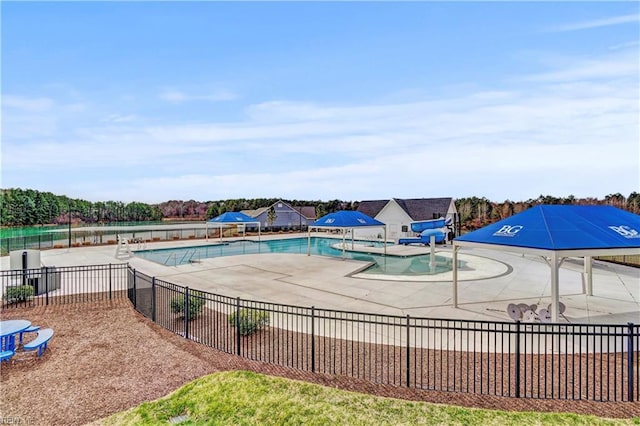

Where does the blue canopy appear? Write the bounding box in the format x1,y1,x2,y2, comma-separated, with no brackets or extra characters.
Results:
312,210,385,228
451,205,640,322
207,211,261,241
455,205,640,251
208,212,259,224
309,210,386,256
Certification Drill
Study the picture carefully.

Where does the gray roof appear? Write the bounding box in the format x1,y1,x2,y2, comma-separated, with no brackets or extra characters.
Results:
357,200,389,218
293,206,316,219
357,198,453,221
241,207,268,218
241,202,316,219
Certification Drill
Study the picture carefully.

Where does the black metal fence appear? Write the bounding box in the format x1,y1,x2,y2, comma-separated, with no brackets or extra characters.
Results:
2,262,637,402
127,267,639,402
1,263,129,307
1,227,211,255
1,233,69,254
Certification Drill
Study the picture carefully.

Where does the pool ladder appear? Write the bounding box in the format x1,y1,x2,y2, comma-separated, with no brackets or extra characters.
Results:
164,249,198,266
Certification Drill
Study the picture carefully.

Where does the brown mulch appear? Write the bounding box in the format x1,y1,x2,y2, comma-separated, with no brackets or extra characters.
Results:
0,301,638,426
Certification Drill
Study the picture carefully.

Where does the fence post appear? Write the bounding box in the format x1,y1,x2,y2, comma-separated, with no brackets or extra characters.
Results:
311,306,315,373
236,297,242,356
406,314,411,387
21,251,27,287
151,277,156,322
628,322,635,402
132,268,137,309
515,320,521,398
44,266,49,306
182,287,190,339
109,263,112,300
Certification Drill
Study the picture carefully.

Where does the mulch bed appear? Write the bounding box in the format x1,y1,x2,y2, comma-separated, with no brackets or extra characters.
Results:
0,300,639,425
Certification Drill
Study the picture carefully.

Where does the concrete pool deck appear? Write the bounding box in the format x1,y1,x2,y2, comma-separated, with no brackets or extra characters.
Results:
2,234,638,324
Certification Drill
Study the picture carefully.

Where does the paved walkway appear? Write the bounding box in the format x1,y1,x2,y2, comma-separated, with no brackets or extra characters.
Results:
2,234,638,324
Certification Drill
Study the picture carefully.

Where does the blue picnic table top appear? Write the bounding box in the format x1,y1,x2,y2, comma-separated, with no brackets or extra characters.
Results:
0,320,31,338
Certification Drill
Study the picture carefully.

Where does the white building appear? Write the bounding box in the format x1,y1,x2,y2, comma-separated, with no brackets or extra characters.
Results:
356,198,458,242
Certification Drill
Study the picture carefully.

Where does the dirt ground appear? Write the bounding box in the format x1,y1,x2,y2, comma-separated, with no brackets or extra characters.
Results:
1,300,639,425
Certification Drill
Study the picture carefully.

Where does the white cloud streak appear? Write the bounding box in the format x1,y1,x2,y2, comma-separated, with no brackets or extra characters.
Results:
547,13,639,33
3,95,54,112
518,49,638,82
158,89,238,103
102,114,137,123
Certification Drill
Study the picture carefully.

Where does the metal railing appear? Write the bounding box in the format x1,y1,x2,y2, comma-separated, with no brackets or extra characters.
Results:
128,267,639,402
0,227,211,255
1,263,129,307
2,263,637,402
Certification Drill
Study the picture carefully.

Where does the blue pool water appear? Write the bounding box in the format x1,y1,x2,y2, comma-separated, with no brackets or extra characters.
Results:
134,237,453,275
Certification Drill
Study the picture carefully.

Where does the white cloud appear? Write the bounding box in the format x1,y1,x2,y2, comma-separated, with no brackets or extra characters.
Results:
547,13,639,33
102,114,137,123
519,50,638,83
5,74,637,199
3,48,638,203
3,95,54,112
158,89,238,103
66,132,637,203
158,90,189,103
609,40,640,51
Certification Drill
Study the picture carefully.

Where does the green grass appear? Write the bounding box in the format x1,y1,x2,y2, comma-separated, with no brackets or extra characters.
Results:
100,371,637,425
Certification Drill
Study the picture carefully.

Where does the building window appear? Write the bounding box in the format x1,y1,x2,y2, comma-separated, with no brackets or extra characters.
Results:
401,225,408,232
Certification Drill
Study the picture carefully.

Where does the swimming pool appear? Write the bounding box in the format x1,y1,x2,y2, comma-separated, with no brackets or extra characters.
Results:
134,237,452,275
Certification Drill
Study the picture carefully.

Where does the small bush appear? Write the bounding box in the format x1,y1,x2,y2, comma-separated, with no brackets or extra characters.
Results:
171,291,206,320
3,285,35,304
229,308,270,336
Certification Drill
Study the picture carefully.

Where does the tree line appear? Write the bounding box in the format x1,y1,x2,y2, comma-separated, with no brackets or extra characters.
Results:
155,198,357,223
1,188,638,230
0,189,357,227
454,193,640,231
0,188,163,227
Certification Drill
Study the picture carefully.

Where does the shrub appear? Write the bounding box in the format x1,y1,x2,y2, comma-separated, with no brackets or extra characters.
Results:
170,290,206,320
228,308,270,336
3,285,35,304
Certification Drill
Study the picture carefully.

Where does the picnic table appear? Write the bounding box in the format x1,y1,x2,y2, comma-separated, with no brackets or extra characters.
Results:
0,319,31,352
0,320,53,360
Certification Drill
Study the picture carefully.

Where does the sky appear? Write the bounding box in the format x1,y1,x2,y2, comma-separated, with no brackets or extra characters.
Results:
1,2,638,204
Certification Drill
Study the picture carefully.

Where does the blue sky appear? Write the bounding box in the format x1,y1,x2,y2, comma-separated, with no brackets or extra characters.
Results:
2,2,638,203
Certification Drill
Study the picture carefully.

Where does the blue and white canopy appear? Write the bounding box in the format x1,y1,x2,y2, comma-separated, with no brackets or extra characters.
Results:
208,211,259,224
455,205,640,253
206,212,261,241
309,210,387,256
451,205,640,321
312,210,385,228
